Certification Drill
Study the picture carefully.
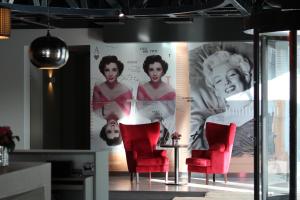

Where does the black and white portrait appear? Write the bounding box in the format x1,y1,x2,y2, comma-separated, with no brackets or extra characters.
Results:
188,42,254,156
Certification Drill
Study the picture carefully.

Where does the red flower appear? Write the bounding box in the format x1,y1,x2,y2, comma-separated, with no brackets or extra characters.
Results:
0,126,19,152
0,127,12,136
171,131,182,140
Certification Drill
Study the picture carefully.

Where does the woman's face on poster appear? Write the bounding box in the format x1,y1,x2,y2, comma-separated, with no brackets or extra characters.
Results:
105,119,120,139
104,62,119,83
148,62,164,83
212,63,245,98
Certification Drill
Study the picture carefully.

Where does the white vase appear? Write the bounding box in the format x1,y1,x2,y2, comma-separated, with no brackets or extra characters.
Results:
0,146,9,167
172,139,179,146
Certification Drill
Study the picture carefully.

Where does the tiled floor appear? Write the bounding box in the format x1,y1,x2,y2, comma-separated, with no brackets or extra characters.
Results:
109,174,297,200
110,174,254,193
109,174,255,200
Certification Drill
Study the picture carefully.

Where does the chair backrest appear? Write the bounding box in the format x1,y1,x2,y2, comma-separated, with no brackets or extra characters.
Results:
119,122,160,153
205,122,237,152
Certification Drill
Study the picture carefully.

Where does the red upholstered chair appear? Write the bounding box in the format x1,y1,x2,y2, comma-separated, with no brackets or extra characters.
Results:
119,122,169,183
186,122,236,185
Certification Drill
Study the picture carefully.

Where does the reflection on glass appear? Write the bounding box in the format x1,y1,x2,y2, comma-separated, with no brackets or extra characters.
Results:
266,39,290,197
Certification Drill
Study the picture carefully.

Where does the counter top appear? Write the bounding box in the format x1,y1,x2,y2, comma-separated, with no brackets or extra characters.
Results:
0,161,46,175
0,162,51,200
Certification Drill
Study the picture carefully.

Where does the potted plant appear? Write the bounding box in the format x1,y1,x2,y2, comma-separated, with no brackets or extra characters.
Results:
0,126,19,166
171,131,182,145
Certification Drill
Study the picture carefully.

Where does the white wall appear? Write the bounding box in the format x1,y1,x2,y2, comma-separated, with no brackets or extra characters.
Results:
0,28,103,149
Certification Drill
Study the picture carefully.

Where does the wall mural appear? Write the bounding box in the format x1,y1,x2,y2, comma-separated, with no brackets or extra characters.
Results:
188,42,255,156
91,41,258,160
90,43,176,151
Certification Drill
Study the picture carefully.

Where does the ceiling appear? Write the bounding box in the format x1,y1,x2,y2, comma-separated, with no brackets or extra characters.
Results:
0,0,254,29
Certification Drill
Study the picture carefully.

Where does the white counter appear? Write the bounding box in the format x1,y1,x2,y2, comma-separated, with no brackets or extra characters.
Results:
10,150,108,200
0,162,51,200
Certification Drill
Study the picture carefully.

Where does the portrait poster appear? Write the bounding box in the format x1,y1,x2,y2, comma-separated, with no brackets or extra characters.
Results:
90,43,176,151
188,42,255,156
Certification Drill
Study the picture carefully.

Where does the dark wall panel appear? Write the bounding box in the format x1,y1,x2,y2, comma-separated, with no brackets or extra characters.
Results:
43,46,90,149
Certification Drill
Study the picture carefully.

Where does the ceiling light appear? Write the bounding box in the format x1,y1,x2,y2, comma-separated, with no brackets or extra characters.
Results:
119,11,125,18
29,30,69,70
0,6,11,40
29,3,69,70
117,9,125,18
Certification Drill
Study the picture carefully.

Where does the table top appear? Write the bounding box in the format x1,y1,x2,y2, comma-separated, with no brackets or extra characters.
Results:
160,144,188,148
0,162,49,175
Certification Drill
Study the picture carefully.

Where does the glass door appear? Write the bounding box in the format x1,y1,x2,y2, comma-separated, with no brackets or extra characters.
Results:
262,36,290,199
259,31,299,200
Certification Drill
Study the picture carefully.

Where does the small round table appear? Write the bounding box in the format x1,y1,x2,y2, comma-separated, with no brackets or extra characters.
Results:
160,144,188,185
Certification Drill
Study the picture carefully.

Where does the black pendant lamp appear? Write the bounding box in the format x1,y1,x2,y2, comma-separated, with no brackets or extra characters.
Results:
29,30,69,69
29,3,69,70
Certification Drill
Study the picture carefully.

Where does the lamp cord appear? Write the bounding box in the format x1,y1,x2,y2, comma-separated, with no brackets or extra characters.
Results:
47,0,50,31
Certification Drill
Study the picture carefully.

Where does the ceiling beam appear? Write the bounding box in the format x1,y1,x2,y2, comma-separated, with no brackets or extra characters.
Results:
65,0,79,8
41,0,48,7
0,2,116,16
228,0,251,16
0,0,229,15
80,0,88,8
105,0,122,8
32,0,40,6
128,0,226,16
12,16,56,28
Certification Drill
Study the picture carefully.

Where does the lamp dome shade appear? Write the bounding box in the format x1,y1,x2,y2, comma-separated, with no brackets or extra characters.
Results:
29,31,69,69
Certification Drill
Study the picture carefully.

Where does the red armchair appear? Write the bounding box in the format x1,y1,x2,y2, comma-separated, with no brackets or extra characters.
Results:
186,122,236,184
119,122,169,183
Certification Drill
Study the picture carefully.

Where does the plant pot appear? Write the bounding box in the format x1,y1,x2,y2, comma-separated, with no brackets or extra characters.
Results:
0,146,9,167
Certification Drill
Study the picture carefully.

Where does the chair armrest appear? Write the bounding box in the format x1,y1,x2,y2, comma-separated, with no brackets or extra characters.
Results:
153,150,167,157
210,151,230,173
210,143,226,152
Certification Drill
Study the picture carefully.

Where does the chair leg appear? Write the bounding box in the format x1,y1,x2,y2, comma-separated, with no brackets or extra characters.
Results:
188,172,191,183
130,173,133,182
136,172,139,183
213,174,216,182
224,173,228,183
149,172,151,182
205,173,209,185
165,172,168,183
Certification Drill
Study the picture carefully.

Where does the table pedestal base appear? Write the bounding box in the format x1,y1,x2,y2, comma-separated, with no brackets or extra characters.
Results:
166,182,187,186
